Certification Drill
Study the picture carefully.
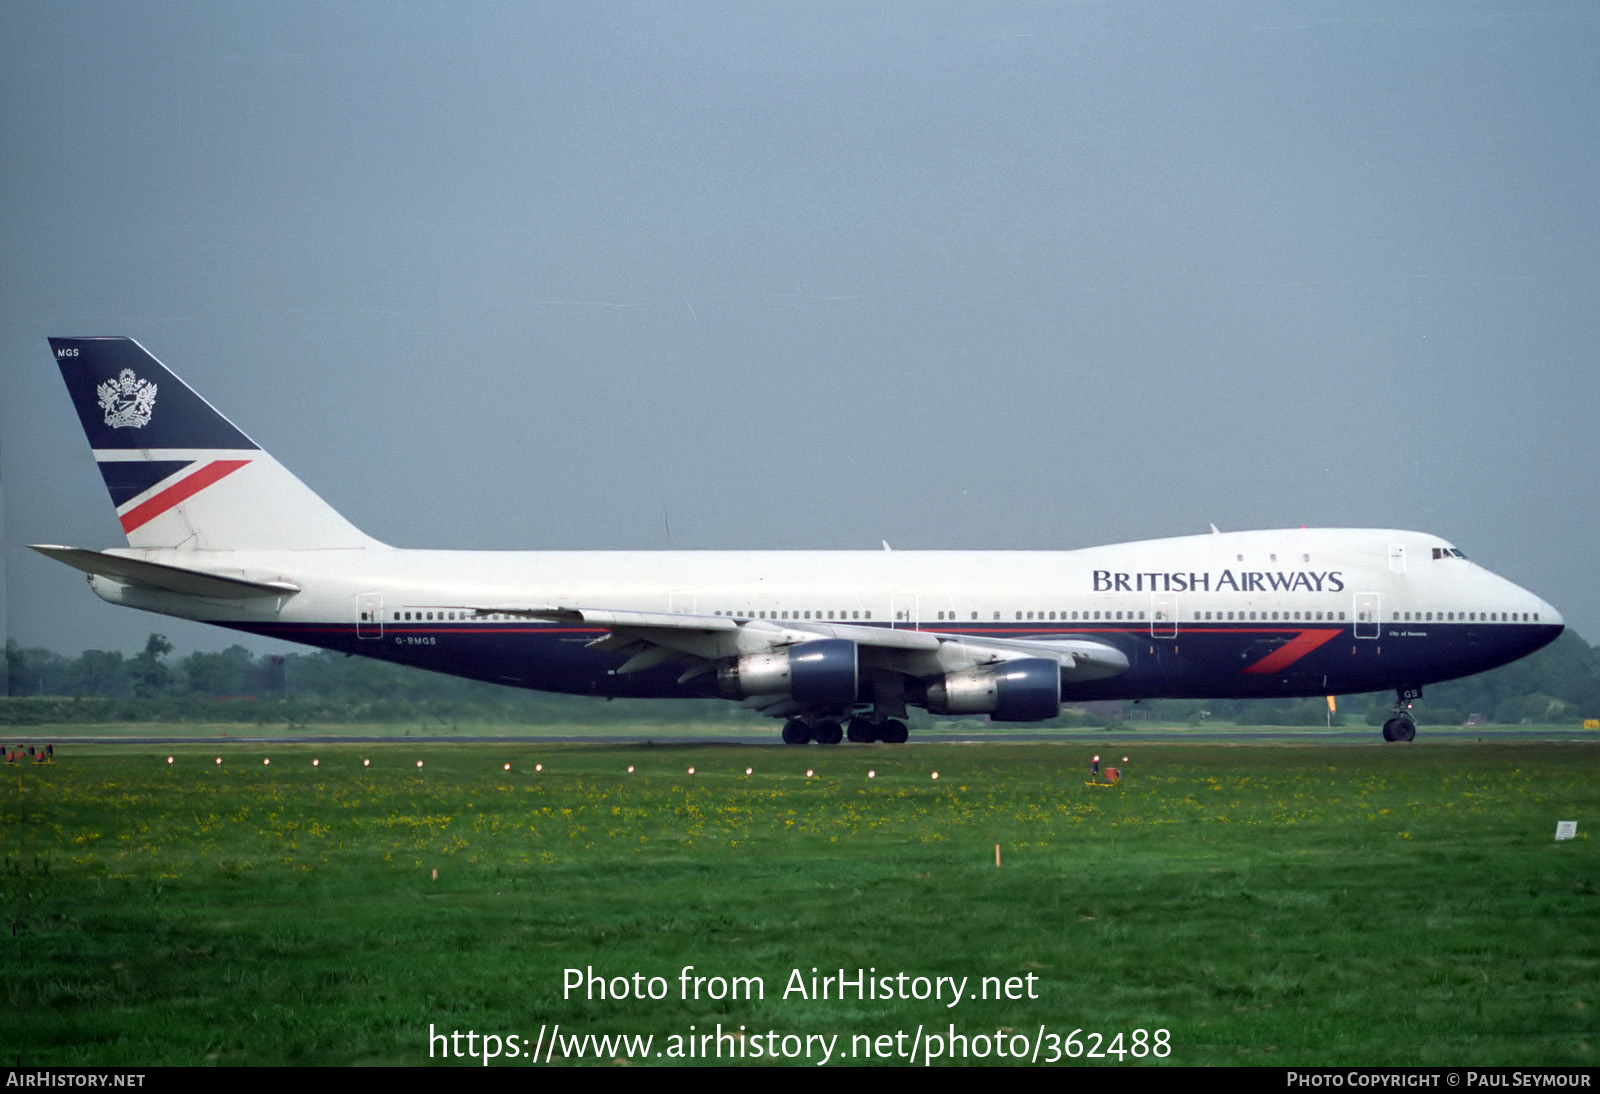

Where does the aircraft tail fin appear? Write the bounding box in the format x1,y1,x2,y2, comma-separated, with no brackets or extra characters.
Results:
48,337,378,551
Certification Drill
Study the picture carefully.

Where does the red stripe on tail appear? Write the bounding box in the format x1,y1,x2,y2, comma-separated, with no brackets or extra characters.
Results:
119,459,251,533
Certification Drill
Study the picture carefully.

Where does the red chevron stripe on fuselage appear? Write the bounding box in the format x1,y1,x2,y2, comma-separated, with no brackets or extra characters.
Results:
1240,628,1341,674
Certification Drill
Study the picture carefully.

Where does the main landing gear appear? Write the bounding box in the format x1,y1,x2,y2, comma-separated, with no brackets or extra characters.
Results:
782,716,909,745
1381,688,1419,743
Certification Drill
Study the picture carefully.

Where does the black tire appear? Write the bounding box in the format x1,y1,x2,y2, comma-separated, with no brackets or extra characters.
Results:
813,720,844,745
846,717,877,743
880,720,909,744
1394,717,1416,743
781,719,811,745
1382,719,1398,742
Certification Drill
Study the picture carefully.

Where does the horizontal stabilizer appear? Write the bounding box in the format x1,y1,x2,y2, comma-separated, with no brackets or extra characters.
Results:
29,545,300,599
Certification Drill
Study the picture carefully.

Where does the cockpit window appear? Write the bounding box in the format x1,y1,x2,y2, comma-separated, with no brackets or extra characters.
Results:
1431,547,1468,560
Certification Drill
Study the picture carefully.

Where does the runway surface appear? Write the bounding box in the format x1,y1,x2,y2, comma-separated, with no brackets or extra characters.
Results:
9,727,1597,746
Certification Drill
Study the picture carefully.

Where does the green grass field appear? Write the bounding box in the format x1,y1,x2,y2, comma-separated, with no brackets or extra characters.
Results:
5,734,1597,1066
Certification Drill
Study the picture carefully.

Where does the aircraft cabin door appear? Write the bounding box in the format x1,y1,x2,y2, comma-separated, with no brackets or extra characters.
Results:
357,592,383,639
1354,593,1381,639
891,592,919,630
1150,594,1177,638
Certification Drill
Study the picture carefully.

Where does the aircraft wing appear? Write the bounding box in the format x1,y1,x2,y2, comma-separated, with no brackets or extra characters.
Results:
467,605,1127,684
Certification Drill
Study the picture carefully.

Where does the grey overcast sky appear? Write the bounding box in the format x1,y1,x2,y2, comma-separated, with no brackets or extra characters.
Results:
3,1,1598,659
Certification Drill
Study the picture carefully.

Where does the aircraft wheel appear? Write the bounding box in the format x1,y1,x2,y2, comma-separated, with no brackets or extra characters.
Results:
813,720,844,745
846,717,878,743
1381,716,1416,743
880,720,909,744
781,719,812,745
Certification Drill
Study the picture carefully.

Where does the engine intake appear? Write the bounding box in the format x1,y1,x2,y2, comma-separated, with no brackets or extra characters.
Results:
717,638,859,704
925,658,1062,722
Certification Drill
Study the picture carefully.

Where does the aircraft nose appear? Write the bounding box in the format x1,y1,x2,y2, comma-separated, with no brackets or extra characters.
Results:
1543,599,1565,631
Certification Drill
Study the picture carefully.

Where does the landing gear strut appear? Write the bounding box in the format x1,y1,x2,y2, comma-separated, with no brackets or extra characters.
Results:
1381,688,1419,743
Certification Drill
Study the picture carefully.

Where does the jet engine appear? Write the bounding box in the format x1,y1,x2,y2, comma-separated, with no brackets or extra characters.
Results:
717,638,859,704
924,658,1062,722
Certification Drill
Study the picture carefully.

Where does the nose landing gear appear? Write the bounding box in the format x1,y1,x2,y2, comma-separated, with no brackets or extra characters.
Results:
1382,687,1420,742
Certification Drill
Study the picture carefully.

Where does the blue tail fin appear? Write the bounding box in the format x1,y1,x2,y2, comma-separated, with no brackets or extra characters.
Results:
49,337,377,551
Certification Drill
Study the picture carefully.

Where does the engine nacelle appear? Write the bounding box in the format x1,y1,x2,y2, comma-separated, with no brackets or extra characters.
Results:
717,638,859,704
924,658,1062,722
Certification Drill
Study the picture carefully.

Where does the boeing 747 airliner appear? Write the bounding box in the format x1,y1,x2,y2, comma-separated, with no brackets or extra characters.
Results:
34,337,1564,743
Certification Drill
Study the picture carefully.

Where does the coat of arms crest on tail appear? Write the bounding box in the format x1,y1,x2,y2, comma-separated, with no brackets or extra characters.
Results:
97,368,158,428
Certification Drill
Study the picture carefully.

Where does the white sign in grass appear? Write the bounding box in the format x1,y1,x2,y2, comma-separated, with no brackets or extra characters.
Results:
1555,821,1577,841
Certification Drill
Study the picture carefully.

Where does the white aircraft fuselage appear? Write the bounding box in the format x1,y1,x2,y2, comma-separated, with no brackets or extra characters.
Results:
36,338,1564,743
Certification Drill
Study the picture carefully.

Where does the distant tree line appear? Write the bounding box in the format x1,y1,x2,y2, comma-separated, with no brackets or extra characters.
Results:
0,635,741,727
3,630,1597,728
